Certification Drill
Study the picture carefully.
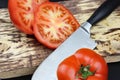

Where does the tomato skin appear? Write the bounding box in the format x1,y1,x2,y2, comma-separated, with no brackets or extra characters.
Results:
57,48,108,80
8,0,49,34
33,2,80,49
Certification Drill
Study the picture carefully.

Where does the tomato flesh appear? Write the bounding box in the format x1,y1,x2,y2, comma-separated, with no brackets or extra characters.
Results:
8,0,48,34
33,2,80,49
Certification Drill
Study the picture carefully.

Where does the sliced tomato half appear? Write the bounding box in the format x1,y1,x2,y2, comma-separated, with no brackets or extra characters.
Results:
8,0,49,34
33,2,80,49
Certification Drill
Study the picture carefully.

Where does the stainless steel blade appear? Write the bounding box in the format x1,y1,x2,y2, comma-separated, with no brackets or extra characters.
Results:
32,22,97,80
32,0,119,79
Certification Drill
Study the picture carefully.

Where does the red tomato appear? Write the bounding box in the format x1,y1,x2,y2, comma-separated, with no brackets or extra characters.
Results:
8,0,49,34
57,48,108,80
33,2,80,49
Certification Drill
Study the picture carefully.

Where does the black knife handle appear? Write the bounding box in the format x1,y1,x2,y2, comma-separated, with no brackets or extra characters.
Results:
87,0,120,25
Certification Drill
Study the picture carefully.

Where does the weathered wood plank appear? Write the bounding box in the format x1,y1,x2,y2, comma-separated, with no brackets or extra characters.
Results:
59,0,120,56
0,0,120,78
0,8,53,78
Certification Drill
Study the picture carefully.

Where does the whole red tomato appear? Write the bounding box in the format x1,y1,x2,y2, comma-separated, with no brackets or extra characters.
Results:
57,48,108,80
33,2,80,49
8,0,49,34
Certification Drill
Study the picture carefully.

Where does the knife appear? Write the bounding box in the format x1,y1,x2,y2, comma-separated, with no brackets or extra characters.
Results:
32,0,120,80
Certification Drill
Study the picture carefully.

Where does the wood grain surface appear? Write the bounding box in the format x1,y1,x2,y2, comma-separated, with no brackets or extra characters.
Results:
0,0,120,79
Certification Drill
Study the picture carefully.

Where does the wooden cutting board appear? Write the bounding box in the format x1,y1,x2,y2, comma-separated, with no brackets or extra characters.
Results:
0,0,120,79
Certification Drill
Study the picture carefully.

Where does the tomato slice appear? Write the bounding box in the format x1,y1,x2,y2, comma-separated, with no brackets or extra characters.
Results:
8,0,49,34
33,2,80,49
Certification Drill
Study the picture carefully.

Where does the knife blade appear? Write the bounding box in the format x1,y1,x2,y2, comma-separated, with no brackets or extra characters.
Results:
32,0,120,80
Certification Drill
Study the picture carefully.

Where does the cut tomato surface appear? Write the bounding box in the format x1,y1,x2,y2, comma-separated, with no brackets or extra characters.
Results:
33,2,80,49
8,0,49,34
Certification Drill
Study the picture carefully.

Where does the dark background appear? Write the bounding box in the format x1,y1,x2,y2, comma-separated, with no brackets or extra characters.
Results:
0,0,120,80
